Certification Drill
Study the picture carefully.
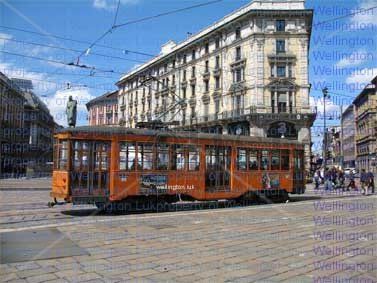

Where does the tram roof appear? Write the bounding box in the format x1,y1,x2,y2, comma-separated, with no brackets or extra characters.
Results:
56,126,303,146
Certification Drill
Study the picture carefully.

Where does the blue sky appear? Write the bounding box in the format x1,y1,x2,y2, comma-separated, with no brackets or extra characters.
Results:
0,0,376,154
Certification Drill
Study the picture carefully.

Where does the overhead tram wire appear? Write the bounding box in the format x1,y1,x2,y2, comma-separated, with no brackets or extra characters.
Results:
0,37,147,64
0,50,124,75
0,24,155,57
18,77,115,93
0,2,374,61
75,0,122,62
113,0,223,29
2,2,373,91
113,0,121,28
75,0,224,62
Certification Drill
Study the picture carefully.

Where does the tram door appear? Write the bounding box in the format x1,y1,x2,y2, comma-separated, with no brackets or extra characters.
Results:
205,146,231,192
293,150,304,193
71,141,110,197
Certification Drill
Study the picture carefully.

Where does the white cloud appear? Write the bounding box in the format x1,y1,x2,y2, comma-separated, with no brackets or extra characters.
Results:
351,0,376,26
0,32,12,45
335,49,372,68
28,46,52,56
346,67,377,85
93,0,140,11
44,88,95,127
0,60,55,93
310,96,341,119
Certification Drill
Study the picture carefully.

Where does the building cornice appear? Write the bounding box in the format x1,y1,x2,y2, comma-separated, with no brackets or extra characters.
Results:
116,3,313,85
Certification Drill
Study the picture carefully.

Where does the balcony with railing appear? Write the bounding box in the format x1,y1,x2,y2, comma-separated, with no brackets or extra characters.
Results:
175,106,317,127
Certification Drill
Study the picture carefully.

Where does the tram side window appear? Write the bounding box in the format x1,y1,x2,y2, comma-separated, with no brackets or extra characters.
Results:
73,141,90,171
237,148,247,171
261,150,269,170
157,144,169,170
94,142,109,170
205,146,216,170
138,144,153,170
119,142,136,171
271,150,280,170
248,150,259,170
55,140,68,170
171,145,185,170
188,146,200,171
281,149,290,170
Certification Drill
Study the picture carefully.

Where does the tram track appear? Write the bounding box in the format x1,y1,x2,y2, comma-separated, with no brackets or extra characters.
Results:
1,194,375,233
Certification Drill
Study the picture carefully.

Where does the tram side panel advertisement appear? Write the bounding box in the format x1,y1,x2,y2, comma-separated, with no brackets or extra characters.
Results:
140,175,168,195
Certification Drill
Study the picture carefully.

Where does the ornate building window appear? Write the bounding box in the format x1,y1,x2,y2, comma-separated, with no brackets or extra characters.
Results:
205,60,209,73
215,76,220,89
277,65,286,77
182,108,186,125
182,87,187,99
233,68,244,83
276,20,285,32
191,84,196,96
191,106,196,119
215,56,220,69
235,27,241,39
277,92,287,113
204,80,209,92
183,70,187,81
235,46,241,61
276,40,285,54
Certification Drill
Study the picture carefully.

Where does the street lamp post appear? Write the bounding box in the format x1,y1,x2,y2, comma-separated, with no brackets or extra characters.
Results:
322,87,329,170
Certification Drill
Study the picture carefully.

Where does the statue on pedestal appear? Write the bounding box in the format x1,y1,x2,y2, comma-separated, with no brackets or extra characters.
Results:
66,96,77,128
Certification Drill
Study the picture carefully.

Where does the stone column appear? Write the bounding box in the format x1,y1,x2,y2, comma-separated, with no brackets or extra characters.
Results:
298,127,311,174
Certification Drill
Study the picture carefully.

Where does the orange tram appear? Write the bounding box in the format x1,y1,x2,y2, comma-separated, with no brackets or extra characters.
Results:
51,126,305,210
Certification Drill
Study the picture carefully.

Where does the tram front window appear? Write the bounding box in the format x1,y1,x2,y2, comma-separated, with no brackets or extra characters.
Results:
54,140,68,170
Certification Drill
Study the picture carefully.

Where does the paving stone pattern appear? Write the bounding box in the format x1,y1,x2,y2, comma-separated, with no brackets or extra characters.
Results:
0,186,376,282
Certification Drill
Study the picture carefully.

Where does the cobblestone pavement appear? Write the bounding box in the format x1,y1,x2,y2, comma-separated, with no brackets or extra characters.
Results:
0,178,51,190
0,186,376,282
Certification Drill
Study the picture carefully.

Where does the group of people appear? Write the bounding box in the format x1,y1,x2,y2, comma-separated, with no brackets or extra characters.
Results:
313,167,375,195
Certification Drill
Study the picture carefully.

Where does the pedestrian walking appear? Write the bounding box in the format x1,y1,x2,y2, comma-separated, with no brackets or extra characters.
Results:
324,169,333,191
346,171,355,191
314,170,321,189
338,169,345,190
360,169,368,195
367,171,375,194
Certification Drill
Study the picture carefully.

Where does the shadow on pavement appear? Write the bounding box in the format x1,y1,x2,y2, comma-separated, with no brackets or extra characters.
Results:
60,194,324,217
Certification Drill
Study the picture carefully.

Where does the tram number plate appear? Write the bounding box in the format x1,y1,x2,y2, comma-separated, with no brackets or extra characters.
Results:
140,175,168,195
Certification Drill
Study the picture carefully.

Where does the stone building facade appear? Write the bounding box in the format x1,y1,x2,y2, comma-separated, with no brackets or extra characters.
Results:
0,75,56,177
354,76,376,177
87,90,118,126
0,72,28,176
116,0,316,170
341,104,356,169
